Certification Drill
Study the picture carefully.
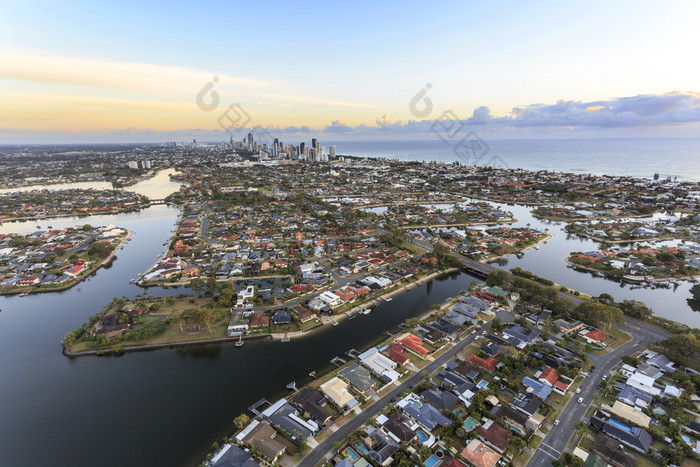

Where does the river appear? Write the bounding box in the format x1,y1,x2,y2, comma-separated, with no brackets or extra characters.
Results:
0,172,697,467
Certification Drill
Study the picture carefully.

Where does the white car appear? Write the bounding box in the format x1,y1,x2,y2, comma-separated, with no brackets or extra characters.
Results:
575,388,581,394
554,419,560,426
578,397,584,403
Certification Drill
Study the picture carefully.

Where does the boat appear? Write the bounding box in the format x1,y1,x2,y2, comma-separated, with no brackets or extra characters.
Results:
361,306,372,315
19,292,29,297
281,333,290,343
309,371,317,379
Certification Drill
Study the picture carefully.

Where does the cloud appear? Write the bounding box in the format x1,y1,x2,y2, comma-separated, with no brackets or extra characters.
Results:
504,92,700,127
318,92,700,137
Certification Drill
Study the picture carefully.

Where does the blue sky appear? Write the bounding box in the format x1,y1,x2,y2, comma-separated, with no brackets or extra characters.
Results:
1,0,699,142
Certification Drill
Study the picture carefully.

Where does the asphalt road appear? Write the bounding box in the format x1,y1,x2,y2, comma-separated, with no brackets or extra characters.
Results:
526,319,669,466
297,321,492,467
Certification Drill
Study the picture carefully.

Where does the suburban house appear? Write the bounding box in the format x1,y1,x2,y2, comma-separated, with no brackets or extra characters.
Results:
261,399,318,439
476,418,511,453
211,445,260,467
460,439,500,467
292,388,332,426
339,362,377,394
397,394,452,431
468,354,500,372
383,343,410,366
237,421,286,463
320,377,359,409
358,347,401,383
397,333,430,357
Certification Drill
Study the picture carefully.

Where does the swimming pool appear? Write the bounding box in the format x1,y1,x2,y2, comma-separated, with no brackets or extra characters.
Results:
608,419,631,432
476,380,488,389
424,454,441,467
510,426,523,435
416,431,429,443
463,418,477,431
682,435,692,446
378,345,388,352
343,447,360,462
354,442,369,455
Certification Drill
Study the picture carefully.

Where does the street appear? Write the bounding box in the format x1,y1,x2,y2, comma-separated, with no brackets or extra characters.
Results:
526,319,668,466
297,321,492,467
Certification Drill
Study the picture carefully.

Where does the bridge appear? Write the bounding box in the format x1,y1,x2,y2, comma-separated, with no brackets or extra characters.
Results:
148,199,168,205
455,254,495,278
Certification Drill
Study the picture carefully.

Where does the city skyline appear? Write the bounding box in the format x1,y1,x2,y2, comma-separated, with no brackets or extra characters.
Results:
2,1,700,142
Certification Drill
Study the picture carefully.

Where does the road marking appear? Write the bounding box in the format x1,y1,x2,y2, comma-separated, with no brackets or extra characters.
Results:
540,443,561,456
537,448,557,459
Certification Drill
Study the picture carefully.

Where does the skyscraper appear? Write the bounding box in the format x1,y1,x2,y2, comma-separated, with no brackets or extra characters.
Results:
330,145,336,158
300,142,305,156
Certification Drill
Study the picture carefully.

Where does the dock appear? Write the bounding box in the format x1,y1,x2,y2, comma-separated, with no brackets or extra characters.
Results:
248,398,270,416
286,381,298,392
345,348,359,358
331,356,347,366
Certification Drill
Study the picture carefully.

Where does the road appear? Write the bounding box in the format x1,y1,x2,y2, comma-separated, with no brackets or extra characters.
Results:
297,321,492,467
526,319,669,466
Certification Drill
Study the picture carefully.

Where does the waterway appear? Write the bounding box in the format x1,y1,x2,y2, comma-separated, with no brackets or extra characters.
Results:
0,171,697,467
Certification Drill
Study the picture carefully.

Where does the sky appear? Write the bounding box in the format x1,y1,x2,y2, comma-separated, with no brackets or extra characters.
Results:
1,0,700,143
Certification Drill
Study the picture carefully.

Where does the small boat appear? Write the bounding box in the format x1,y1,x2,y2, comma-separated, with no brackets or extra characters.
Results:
309,371,317,379
19,292,29,297
361,306,372,315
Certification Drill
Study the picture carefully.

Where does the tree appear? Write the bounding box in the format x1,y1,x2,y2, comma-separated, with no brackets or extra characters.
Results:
233,413,250,430
659,333,700,358
189,278,205,295
486,269,510,287
206,276,219,294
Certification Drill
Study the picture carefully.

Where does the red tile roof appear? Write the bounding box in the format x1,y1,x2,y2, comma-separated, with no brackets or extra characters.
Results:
584,329,609,342
468,354,499,371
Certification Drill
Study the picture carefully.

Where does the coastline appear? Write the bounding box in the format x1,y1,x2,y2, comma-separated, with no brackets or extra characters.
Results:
64,267,461,356
0,230,133,296
563,256,700,283
484,233,551,264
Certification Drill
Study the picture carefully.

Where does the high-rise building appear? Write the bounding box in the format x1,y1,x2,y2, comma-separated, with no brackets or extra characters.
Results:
247,133,253,147
300,142,305,156
330,145,336,158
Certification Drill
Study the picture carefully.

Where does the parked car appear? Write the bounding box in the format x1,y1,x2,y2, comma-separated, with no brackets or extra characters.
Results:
578,397,584,403
575,388,581,394
554,419,560,426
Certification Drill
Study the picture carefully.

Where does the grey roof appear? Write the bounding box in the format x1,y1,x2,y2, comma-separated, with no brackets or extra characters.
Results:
213,445,260,467
266,402,314,438
368,431,399,464
422,388,460,410
339,362,375,392
402,398,452,430
601,420,652,453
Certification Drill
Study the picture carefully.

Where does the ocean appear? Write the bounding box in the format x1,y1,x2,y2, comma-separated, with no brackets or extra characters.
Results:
328,138,700,180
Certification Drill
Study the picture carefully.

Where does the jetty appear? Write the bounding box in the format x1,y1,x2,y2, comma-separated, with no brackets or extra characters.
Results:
330,356,347,366
248,398,270,416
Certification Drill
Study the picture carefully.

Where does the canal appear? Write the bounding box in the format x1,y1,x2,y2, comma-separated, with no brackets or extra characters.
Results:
0,173,697,466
